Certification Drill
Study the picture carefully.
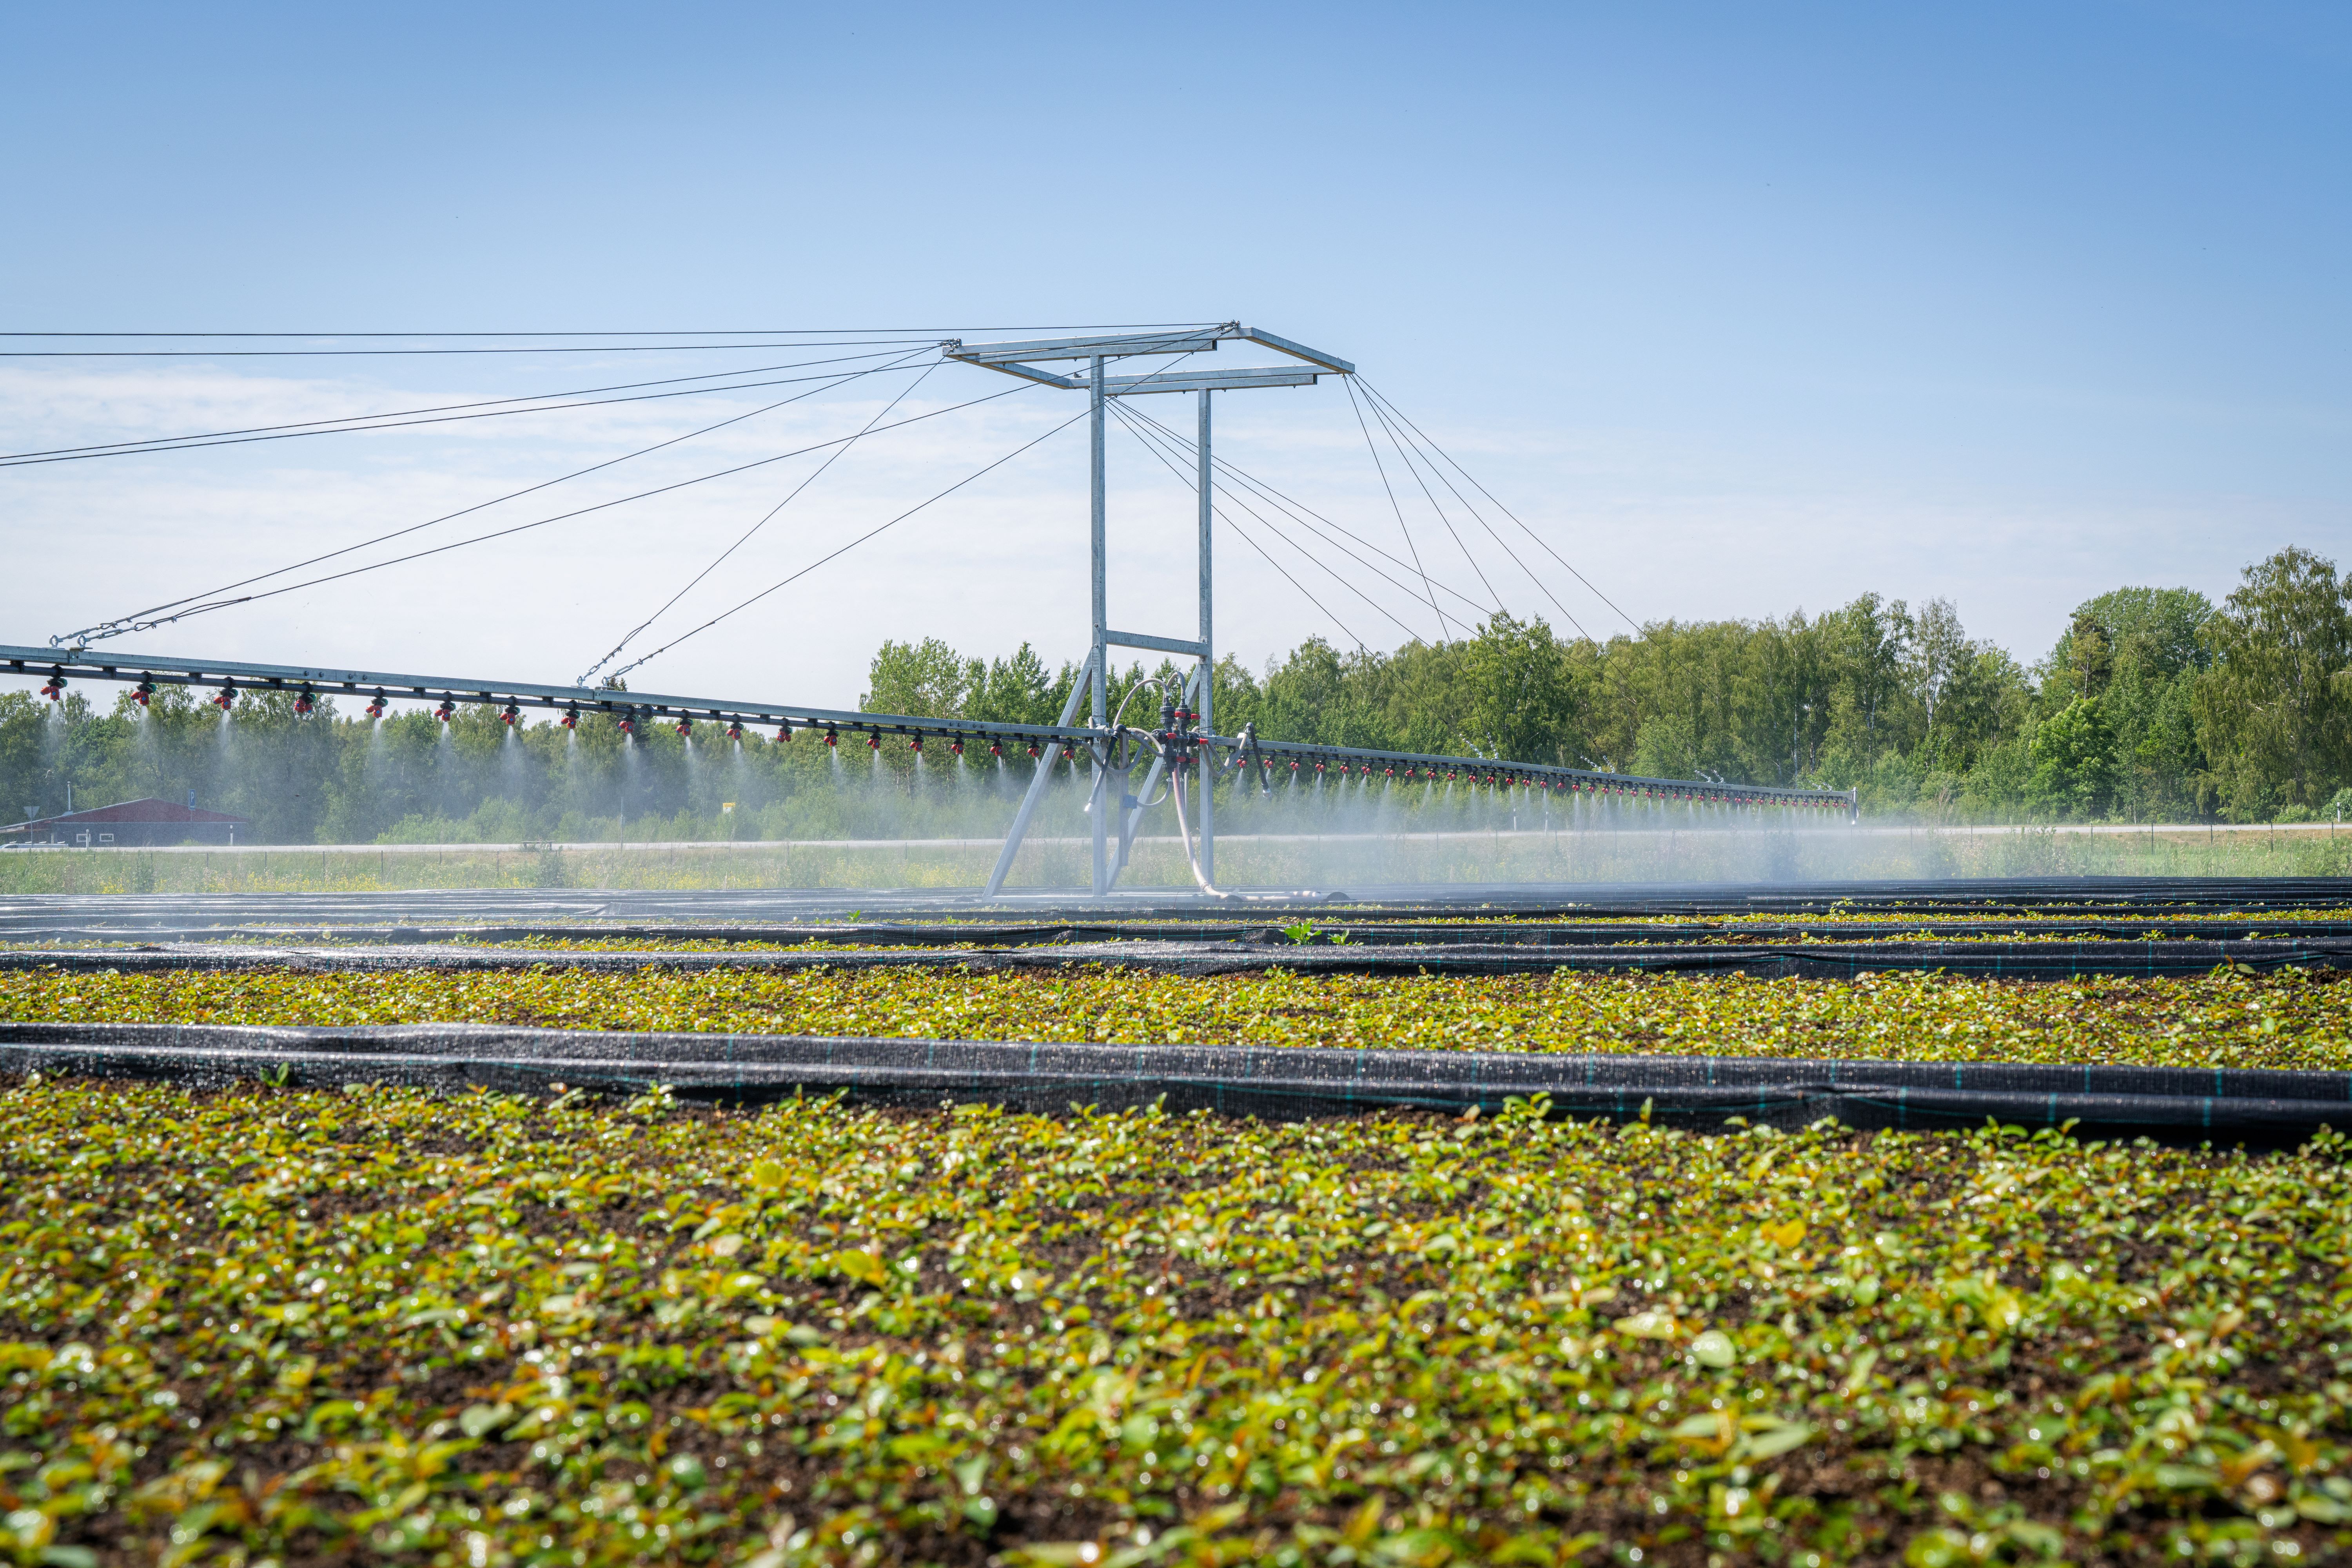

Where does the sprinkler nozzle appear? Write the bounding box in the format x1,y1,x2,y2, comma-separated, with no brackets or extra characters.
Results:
366,691,389,719
501,703,521,727
434,699,456,723
133,679,156,707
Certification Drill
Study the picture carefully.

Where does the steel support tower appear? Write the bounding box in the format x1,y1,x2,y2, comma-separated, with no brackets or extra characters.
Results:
939,325,1351,896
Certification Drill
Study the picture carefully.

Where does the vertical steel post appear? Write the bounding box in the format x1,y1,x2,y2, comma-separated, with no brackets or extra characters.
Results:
1089,355,1109,897
1196,387,1214,884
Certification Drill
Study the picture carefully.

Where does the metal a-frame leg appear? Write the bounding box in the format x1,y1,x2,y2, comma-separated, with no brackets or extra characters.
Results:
1106,664,1202,891
983,651,1097,898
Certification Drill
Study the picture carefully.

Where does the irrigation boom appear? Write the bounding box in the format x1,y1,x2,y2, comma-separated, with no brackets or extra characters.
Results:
7,318,1861,895
4,642,1857,811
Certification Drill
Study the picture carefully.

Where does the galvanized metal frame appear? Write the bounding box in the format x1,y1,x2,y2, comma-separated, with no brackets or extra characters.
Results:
943,323,1365,894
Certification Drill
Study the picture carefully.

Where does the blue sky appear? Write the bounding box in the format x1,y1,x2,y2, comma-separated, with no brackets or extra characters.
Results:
3,2,2347,704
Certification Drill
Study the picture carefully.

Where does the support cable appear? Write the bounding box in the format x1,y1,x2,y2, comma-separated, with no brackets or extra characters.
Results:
1109,400,1374,649
1360,389,1507,619
597,348,1205,684
51,370,1027,648
1111,399,1390,642
1359,384,1588,639
1345,379,1453,642
1111,401,1404,646
0,347,934,468
1117,401,1500,632
1374,394,1591,640
1359,379,1640,635
0,321,1218,343
576,356,944,686
604,404,1095,682
50,349,938,647
1117,402,1501,627
0,336,976,359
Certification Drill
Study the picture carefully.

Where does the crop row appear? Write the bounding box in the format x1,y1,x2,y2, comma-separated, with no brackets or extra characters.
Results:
4,1078,2348,1566
7,965,2352,1071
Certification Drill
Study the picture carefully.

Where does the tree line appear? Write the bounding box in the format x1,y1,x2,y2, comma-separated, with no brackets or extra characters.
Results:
6,544,2351,842
864,544,2352,824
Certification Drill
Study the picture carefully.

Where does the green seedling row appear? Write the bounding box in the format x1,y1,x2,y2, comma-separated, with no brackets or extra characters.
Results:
1,1082,2347,1566
9,965,2352,1072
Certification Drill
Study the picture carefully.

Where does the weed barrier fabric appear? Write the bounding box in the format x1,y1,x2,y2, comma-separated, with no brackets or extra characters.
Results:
10,874,2352,939
4,1021,2349,1145
11,936,2352,979
21,918,2352,949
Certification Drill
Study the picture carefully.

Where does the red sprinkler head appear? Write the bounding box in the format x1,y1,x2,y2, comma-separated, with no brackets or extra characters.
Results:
824,725,838,748
293,686,316,719
560,707,578,729
133,679,156,707
38,671,64,701
366,691,389,719
909,733,923,752
726,721,744,742
212,682,236,711
434,699,456,723
501,703,521,727
617,712,636,736
1026,740,1039,758
950,736,964,756
675,718,692,738
866,729,880,750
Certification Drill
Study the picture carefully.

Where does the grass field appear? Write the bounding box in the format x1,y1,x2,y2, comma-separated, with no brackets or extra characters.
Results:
5,821,2352,894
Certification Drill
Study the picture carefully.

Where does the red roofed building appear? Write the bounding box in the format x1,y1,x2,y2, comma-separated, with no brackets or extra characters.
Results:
2,797,250,848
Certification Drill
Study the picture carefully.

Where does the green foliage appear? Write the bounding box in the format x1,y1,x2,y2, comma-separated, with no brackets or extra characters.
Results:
13,964,2352,1073
2028,699,2118,817
860,636,981,718
2,1078,2347,1564
2194,546,2352,820
16,548,2352,839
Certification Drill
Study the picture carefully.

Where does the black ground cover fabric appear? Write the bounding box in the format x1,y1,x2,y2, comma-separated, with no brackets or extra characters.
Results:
4,1020,2345,1145
9,936,2352,979
18,918,2352,949
8,873,2352,941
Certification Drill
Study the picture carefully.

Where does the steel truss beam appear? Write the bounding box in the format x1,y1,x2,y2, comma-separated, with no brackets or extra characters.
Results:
4,644,1855,811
